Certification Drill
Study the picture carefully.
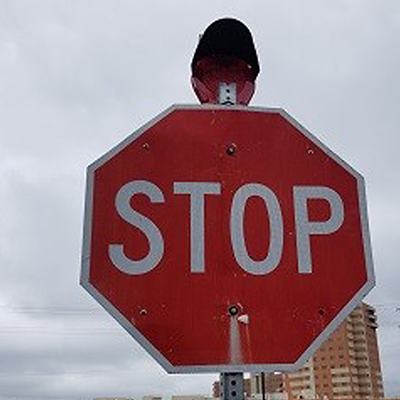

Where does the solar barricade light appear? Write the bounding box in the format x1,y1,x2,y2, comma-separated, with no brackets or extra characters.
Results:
191,18,260,106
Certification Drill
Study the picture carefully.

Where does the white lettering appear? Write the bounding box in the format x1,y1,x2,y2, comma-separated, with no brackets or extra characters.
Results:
109,180,165,275
293,186,344,273
174,182,221,273
230,183,284,275
108,181,345,276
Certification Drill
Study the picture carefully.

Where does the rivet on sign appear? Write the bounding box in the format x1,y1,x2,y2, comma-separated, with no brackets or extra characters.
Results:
140,309,148,316
228,304,239,316
318,308,325,316
307,148,314,155
226,143,237,156
143,143,150,150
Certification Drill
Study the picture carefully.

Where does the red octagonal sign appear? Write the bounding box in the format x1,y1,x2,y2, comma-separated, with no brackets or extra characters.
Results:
81,105,374,373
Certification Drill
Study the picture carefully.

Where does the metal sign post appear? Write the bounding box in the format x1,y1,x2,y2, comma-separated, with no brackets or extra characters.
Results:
218,82,245,400
221,372,244,400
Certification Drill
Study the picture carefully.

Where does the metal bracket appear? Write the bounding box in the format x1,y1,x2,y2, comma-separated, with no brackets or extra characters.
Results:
220,372,244,400
218,83,237,105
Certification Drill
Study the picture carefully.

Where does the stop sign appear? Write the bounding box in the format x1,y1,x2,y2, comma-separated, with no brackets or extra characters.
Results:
81,105,374,373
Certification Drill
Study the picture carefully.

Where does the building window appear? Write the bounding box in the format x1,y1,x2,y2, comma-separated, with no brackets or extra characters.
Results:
256,376,260,393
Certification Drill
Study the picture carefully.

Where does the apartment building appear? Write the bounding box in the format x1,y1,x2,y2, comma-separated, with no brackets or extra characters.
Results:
250,373,285,396
250,303,384,400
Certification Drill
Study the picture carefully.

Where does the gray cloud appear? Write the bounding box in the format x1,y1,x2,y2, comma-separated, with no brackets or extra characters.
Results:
0,0,399,398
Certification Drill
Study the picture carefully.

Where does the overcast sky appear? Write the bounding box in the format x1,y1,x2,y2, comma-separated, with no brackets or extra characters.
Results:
0,0,399,399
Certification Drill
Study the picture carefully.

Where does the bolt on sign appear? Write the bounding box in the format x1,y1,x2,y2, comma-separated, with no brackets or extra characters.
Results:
81,105,374,373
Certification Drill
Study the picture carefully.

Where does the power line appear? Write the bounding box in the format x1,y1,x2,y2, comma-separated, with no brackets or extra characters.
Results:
0,367,138,379
0,304,101,315
0,327,120,335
